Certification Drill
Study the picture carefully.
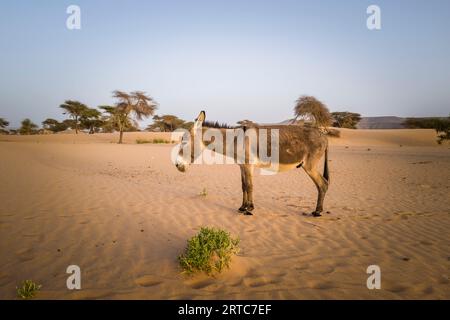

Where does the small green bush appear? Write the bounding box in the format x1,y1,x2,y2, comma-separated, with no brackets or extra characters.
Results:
199,187,208,197
136,139,151,144
16,280,41,299
179,227,240,275
152,138,169,144
136,138,173,144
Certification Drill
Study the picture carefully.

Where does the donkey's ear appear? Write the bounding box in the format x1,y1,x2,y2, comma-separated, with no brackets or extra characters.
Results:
195,110,206,123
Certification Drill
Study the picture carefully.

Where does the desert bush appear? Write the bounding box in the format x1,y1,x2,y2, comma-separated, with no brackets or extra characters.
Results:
16,280,41,299
136,139,152,144
136,138,172,144
179,227,240,275
152,138,171,144
199,188,208,196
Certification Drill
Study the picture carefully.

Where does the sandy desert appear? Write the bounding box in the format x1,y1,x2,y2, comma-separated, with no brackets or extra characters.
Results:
0,129,449,299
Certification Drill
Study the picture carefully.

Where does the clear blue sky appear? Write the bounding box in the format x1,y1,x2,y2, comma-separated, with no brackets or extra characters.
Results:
1,0,449,128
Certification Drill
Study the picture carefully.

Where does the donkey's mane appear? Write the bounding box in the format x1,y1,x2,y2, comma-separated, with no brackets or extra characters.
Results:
202,120,235,129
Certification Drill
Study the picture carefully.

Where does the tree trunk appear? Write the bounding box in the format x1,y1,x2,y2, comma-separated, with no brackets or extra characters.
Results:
118,129,124,144
75,116,79,134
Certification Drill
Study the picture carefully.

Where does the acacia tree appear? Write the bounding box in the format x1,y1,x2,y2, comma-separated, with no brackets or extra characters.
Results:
0,117,9,128
331,111,362,129
107,91,157,143
147,114,187,132
79,108,103,134
99,105,135,134
98,106,118,133
99,104,141,139
293,95,332,128
42,118,68,133
19,119,38,135
59,100,89,134
0,118,9,134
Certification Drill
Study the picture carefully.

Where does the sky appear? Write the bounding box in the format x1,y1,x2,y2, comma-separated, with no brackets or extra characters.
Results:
0,0,449,128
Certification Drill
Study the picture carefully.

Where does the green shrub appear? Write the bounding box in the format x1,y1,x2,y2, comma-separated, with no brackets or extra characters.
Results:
199,187,208,197
136,138,173,144
16,280,41,299
136,139,151,144
152,138,170,144
179,227,240,275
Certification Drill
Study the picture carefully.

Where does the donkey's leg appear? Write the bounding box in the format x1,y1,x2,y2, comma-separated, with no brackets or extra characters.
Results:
238,165,248,212
243,165,255,215
303,162,329,217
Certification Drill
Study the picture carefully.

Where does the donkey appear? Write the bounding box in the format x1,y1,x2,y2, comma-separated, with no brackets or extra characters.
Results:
174,111,330,217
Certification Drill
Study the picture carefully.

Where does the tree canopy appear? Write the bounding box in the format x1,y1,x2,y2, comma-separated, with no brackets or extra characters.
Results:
0,118,9,128
110,91,157,143
19,118,38,135
79,108,103,134
147,114,191,132
293,95,332,127
0,118,9,134
331,111,362,129
42,118,68,133
59,100,89,134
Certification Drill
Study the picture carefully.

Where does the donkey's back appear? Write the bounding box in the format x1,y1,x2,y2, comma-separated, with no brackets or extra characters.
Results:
253,125,328,169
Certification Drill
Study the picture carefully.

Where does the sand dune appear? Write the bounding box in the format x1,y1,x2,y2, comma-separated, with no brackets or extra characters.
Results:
0,130,449,299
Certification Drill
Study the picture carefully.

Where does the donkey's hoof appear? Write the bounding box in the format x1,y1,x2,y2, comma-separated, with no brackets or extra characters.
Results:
312,211,322,217
244,211,253,216
238,206,247,212
246,204,255,211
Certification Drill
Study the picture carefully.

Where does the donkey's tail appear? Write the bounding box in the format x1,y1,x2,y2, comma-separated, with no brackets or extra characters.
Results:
323,145,330,183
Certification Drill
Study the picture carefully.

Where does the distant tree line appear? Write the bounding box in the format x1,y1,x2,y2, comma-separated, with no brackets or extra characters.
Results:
403,116,450,144
0,90,196,144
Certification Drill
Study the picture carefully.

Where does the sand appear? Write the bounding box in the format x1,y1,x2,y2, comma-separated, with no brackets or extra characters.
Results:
0,129,449,299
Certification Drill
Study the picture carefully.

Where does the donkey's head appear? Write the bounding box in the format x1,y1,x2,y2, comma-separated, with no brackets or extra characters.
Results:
175,110,206,172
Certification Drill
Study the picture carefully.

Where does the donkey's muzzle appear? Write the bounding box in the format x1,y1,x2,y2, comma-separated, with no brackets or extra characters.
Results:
175,163,186,172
